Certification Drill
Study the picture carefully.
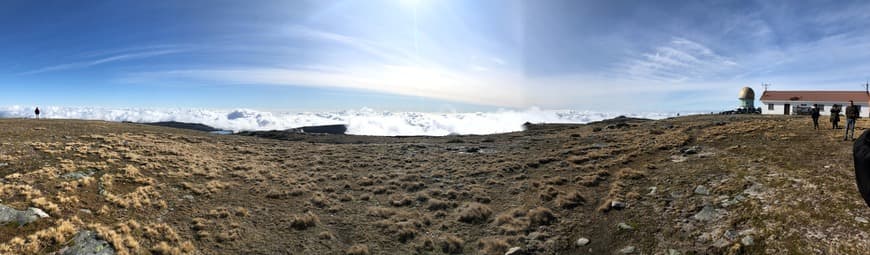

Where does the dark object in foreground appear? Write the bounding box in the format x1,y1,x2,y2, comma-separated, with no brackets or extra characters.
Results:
142,121,222,132
286,124,347,135
852,130,870,207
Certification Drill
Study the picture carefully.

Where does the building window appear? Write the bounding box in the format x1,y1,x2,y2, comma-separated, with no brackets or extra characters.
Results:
818,104,825,111
768,104,774,110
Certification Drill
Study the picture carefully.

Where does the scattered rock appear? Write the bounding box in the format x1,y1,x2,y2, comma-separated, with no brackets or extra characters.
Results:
57,230,115,255
618,246,636,254
670,155,688,163
692,205,721,221
0,205,50,226
61,169,96,180
0,163,7,167
183,195,195,201
79,209,93,214
680,146,701,155
720,195,746,207
741,236,754,246
29,207,50,218
575,237,590,246
694,185,710,195
617,222,634,230
856,216,868,224
667,249,681,255
504,247,523,255
610,201,627,210
743,183,764,197
712,238,731,248
723,229,738,240
824,165,832,169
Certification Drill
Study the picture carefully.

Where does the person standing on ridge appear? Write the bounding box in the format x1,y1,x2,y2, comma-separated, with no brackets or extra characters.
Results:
831,104,841,129
34,107,40,119
845,100,859,141
811,105,820,130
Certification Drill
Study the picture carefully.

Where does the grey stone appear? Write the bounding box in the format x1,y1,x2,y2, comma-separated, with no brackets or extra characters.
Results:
79,209,93,214
59,230,115,255
611,201,627,209
723,229,738,240
743,183,764,197
681,146,701,155
0,205,49,226
856,217,868,224
504,247,523,255
694,185,710,195
670,155,688,163
617,222,634,230
618,246,636,254
741,236,754,246
575,237,590,246
692,206,720,221
667,249,681,255
712,238,731,248
61,169,96,180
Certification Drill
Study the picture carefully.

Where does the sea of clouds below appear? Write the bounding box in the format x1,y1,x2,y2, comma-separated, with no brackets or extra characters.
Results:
0,106,682,136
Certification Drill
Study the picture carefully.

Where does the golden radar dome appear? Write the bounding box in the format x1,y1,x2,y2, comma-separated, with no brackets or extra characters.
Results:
738,87,755,100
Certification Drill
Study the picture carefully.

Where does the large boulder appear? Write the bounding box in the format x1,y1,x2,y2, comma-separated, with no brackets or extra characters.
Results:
0,205,49,226
58,230,115,255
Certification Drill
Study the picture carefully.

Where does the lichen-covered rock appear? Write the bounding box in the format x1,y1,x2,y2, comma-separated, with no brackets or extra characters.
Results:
58,230,115,255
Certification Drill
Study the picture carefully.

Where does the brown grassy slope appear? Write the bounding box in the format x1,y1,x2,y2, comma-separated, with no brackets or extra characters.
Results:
0,116,867,254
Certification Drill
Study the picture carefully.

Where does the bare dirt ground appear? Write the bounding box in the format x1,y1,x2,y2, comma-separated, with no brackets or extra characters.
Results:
0,115,868,255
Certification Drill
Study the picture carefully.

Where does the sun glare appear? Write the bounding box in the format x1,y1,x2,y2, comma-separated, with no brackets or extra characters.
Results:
399,0,424,8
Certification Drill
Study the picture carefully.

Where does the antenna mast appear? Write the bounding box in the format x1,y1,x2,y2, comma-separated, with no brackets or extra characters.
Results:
762,83,771,91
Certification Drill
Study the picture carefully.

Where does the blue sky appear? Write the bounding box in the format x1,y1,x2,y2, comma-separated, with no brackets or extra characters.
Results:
3,0,870,112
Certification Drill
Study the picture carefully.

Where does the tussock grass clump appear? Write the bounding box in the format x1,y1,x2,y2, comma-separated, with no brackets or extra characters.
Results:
615,168,645,180
0,218,80,254
478,238,510,255
367,207,399,219
538,186,559,201
528,207,556,226
439,234,464,254
389,194,413,207
346,244,370,255
555,191,587,209
290,212,320,230
318,231,335,240
457,203,493,223
426,199,451,211
494,209,529,234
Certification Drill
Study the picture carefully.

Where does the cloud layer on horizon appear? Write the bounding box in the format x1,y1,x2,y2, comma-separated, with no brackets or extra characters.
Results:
0,106,677,136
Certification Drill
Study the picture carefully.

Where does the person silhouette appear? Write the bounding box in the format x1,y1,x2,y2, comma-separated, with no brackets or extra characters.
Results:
34,107,40,119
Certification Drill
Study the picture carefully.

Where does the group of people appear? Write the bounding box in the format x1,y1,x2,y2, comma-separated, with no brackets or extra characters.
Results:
810,100,860,141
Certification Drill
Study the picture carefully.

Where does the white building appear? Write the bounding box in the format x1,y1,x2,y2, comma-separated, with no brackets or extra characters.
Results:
760,90,870,116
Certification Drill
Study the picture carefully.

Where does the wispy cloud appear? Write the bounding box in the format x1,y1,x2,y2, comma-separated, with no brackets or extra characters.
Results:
21,49,185,75
614,38,739,83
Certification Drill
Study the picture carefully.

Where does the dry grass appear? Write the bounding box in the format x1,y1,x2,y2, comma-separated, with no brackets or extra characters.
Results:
478,237,511,255
0,115,857,254
290,212,320,230
346,244,370,255
457,203,493,224
439,234,464,254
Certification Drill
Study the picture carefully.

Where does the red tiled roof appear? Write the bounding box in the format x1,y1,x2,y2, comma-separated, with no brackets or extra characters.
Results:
759,90,870,102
